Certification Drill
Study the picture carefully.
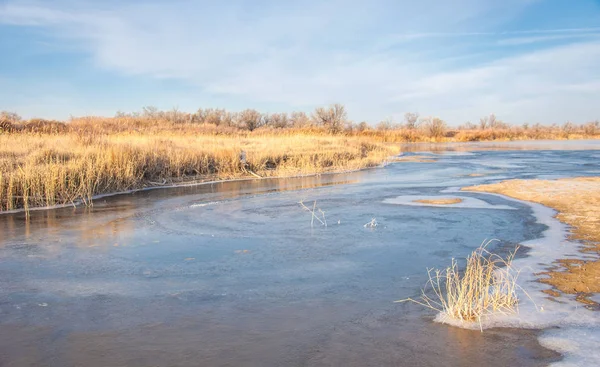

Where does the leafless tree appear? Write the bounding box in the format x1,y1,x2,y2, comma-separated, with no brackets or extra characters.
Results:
312,104,347,133
404,112,419,129
421,116,447,138
479,113,507,130
162,107,189,123
195,108,227,125
562,121,575,136
237,109,264,131
290,111,311,128
142,106,159,119
459,121,477,130
357,121,369,132
584,120,600,135
269,113,289,128
376,119,393,131
0,111,22,123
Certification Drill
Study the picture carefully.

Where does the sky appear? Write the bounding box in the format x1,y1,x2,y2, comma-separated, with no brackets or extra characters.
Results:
0,0,599,125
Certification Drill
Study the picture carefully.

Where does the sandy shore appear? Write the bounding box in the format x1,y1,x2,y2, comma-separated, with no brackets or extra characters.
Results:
463,177,600,306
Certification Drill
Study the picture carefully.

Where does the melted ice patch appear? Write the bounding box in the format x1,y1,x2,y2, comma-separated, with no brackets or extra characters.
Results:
427,151,476,156
472,159,524,169
432,193,600,367
383,195,515,210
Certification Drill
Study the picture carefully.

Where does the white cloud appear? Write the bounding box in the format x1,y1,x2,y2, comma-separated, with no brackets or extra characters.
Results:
0,0,599,124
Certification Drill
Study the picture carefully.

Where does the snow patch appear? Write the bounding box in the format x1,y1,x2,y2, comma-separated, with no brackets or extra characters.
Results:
433,192,600,366
383,195,515,210
190,201,221,208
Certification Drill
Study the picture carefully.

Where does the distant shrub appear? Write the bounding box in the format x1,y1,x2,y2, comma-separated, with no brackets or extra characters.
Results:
312,104,347,133
421,117,447,139
584,121,600,136
22,119,67,134
404,112,419,130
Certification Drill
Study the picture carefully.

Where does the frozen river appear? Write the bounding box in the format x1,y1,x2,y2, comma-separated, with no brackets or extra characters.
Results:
1,141,599,366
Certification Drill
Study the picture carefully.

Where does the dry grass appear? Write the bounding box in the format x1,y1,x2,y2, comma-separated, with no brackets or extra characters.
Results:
0,119,399,213
464,178,600,306
396,241,522,328
2,113,599,214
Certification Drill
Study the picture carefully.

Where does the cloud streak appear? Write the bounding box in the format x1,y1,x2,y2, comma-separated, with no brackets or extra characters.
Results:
0,0,599,124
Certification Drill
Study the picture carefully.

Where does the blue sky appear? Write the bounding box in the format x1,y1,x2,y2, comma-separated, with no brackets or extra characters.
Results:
1,0,599,125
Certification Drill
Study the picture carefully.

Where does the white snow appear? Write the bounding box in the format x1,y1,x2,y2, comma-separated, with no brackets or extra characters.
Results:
189,201,221,208
433,192,600,366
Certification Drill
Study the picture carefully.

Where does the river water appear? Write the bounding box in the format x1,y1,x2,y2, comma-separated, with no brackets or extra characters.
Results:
1,141,599,366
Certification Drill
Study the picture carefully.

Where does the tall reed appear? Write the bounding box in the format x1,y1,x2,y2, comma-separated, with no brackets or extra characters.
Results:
0,129,398,212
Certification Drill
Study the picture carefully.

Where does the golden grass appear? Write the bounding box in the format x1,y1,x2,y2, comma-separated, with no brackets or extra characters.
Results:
464,178,600,306
2,114,599,213
396,241,522,328
0,122,399,213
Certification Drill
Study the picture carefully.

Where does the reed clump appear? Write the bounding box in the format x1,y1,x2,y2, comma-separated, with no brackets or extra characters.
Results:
397,241,522,327
0,122,398,212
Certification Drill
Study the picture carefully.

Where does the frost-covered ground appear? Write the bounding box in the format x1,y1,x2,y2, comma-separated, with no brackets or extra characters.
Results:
428,192,600,367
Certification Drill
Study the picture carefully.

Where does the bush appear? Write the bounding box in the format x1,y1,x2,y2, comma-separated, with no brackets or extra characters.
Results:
420,117,447,139
312,104,347,133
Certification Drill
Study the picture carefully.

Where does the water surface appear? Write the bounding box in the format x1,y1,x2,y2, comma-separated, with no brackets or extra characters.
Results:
2,141,599,366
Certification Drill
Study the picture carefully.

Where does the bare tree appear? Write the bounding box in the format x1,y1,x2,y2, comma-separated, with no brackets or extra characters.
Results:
479,113,507,130
479,115,489,130
459,121,477,130
584,120,600,136
312,104,347,133
562,121,575,136
421,116,447,138
357,121,369,132
221,111,235,127
162,107,189,123
237,109,264,131
269,113,289,128
0,111,22,124
376,119,393,131
142,106,159,119
290,111,310,128
195,108,227,125
404,112,419,129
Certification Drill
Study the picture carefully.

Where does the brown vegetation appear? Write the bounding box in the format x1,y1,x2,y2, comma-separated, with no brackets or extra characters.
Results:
397,241,521,328
464,178,600,307
0,117,399,213
1,105,599,213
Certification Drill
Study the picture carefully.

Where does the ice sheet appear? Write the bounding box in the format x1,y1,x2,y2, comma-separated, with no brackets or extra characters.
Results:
382,195,516,210
433,192,600,366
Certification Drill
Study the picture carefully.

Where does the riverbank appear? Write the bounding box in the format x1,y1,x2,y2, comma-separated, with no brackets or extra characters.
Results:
0,131,400,213
463,177,600,306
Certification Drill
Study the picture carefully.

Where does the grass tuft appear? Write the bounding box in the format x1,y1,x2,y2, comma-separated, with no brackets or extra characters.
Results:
396,240,525,329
